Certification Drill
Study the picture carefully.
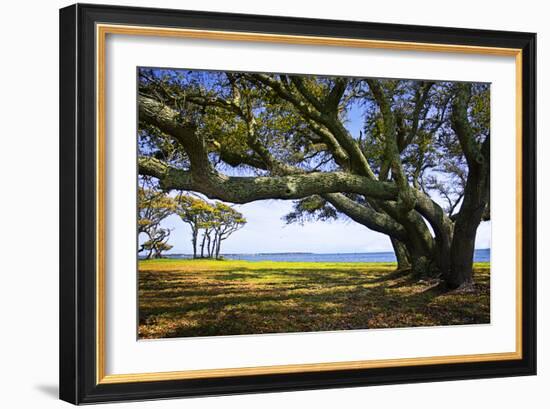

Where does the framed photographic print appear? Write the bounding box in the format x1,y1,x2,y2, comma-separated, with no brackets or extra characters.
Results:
59,3,536,404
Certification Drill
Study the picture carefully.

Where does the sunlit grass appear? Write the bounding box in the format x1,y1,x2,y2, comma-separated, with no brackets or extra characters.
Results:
139,258,399,272
138,259,490,339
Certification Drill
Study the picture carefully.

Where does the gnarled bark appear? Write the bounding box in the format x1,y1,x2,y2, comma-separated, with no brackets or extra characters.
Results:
391,238,412,270
447,84,490,288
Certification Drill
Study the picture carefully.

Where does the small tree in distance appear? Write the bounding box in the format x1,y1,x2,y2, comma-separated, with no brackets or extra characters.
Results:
138,183,176,259
175,194,246,259
141,227,172,259
211,203,247,259
174,194,213,258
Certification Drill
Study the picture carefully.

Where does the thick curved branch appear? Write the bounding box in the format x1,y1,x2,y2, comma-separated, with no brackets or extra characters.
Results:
289,76,325,112
412,189,454,243
304,119,350,167
138,92,391,204
139,95,210,172
184,94,243,116
139,157,398,204
324,78,348,111
323,193,408,241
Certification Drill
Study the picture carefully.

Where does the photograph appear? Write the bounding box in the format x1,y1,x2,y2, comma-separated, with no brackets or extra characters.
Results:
137,68,491,339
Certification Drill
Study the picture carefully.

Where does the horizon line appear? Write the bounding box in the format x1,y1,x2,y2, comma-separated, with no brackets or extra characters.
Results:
160,248,491,256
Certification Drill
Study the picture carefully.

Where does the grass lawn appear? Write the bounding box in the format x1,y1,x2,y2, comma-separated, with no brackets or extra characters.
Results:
138,259,490,339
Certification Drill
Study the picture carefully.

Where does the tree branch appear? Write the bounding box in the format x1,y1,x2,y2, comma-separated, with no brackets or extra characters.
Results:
367,79,415,210
403,81,434,149
324,78,348,111
289,76,325,112
323,193,408,241
139,157,398,204
249,73,375,178
451,83,485,168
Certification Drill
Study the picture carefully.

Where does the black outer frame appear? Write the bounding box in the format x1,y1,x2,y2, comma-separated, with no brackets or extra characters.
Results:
59,3,536,405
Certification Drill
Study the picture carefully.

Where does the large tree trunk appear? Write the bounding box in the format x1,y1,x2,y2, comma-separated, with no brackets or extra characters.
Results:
407,245,436,276
448,221,478,288
446,83,490,289
434,238,452,280
391,238,411,270
447,173,489,288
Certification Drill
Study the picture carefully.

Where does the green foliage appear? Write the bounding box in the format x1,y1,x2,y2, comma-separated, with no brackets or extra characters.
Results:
470,84,490,139
175,194,246,258
283,195,338,224
138,183,176,259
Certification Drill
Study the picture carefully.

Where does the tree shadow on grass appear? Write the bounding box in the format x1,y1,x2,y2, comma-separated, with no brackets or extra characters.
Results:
138,266,490,339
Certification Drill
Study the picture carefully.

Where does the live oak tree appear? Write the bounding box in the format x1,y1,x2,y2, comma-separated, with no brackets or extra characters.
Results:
138,183,176,259
137,69,489,288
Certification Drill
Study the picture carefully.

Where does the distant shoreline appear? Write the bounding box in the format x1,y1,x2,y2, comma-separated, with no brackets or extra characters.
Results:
140,249,491,263
162,249,491,257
